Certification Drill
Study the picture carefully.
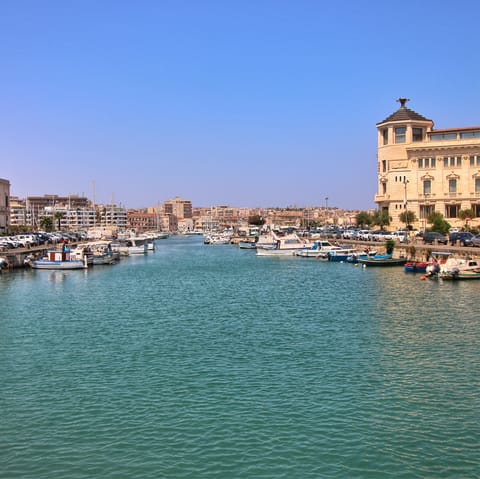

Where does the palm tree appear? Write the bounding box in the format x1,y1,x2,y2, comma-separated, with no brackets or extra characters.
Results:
53,211,65,231
39,217,54,232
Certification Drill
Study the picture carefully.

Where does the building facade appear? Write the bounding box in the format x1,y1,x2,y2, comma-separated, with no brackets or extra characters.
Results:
164,196,192,219
375,99,480,230
0,178,10,234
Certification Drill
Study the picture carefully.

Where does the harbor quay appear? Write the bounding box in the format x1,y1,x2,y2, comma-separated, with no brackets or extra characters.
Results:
2,237,479,270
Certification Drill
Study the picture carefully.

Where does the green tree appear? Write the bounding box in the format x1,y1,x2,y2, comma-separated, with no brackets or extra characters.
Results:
39,217,54,232
385,239,395,255
427,212,450,235
399,210,417,230
372,210,391,229
355,211,373,228
458,209,475,230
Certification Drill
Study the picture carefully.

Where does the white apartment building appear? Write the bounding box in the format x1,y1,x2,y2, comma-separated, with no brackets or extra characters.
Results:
0,178,10,233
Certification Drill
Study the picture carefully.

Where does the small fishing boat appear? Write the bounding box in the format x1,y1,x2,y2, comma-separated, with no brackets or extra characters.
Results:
345,249,378,263
238,240,257,249
327,247,360,262
404,261,429,273
295,240,339,258
358,254,408,267
30,247,87,270
438,257,480,280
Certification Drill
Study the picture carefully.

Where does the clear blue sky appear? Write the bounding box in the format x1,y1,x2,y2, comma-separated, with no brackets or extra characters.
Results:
2,0,480,209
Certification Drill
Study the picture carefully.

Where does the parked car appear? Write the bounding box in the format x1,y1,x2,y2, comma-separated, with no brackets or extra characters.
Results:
449,231,474,246
471,234,480,247
391,230,408,242
423,231,448,245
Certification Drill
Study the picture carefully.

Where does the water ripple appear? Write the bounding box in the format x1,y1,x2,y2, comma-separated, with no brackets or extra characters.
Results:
1,238,479,478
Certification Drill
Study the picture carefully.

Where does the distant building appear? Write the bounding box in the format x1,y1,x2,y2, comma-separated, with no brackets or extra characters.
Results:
98,204,127,230
0,178,10,233
164,196,192,219
375,99,480,230
127,210,157,233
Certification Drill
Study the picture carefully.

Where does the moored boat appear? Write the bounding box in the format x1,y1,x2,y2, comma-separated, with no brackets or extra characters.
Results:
256,232,311,256
30,248,87,270
358,254,408,267
295,240,339,258
238,240,257,249
327,247,360,262
404,261,429,273
438,257,480,280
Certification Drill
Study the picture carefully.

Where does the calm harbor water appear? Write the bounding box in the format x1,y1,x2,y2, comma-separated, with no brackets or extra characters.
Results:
1,235,479,478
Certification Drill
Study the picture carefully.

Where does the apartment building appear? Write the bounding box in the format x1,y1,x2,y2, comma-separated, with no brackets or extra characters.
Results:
164,196,192,219
0,178,10,233
375,99,480,230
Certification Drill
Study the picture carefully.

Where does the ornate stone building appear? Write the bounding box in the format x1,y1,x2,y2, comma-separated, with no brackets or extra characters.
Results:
375,99,480,230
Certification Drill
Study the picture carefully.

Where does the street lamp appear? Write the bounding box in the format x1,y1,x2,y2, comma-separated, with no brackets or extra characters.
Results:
325,197,329,226
403,178,409,231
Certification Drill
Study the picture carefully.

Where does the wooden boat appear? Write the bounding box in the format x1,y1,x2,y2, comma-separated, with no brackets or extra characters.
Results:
238,240,257,249
30,248,87,270
404,261,429,273
358,254,408,267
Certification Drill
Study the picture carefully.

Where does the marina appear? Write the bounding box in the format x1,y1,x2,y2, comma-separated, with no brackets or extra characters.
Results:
1,235,479,478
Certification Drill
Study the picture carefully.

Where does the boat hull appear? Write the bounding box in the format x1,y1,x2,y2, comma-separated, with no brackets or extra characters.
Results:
404,261,429,273
31,260,85,270
256,248,297,256
359,257,408,267
440,271,480,280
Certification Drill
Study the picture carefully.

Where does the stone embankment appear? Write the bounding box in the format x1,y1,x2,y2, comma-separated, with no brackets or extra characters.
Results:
1,244,57,269
336,238,480,261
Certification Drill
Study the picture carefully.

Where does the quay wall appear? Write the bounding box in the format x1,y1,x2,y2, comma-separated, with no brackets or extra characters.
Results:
336,239,480,261
2,239,480,271
1,245,49,269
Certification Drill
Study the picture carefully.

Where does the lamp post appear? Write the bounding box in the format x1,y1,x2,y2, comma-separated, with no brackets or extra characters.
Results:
325,197,329,226
403,178,409,232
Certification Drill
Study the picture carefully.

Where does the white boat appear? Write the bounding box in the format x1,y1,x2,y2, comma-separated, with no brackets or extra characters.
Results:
204,231,233,245
89,241,119,265
30,248,87,270
238,240,257,249
294,240,339,257
112,237,148,255
438,257,480,279
256,232,311,256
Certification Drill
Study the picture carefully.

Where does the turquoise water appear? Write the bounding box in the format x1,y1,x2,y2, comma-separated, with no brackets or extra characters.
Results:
1,236,479,478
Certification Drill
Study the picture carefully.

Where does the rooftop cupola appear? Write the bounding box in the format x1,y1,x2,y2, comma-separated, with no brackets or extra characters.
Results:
377,98,433,126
